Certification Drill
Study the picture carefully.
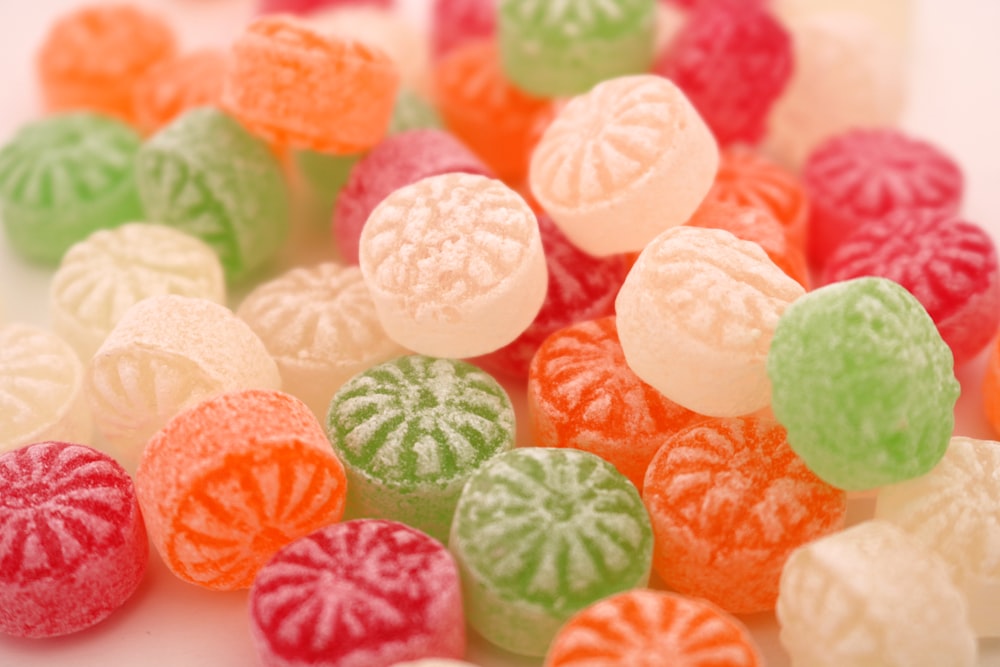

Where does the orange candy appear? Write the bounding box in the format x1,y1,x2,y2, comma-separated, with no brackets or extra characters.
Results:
36,4,176,123
642,416,846,613
133,49,227,135
545,589,762,667
983,336,1000,436
222,16,400,153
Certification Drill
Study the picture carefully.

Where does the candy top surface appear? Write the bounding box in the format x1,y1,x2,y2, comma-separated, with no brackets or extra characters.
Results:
499,0,655,41
242,14,397,71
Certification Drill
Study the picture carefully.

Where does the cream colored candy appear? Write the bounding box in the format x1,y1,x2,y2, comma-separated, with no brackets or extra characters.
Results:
615,226,804,417
777,520,977,667
529,74,718,256
359,173,547,358
87,295,280,469
50,223,226,361
876,436,1000,637
0,324,92,453
237,262,407,419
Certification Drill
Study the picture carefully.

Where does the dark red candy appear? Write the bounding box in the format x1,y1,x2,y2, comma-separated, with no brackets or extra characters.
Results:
430,0,497,61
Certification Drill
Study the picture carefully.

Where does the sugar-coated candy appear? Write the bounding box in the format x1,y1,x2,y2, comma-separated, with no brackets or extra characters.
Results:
359,173,547,358
250,519,464,667
87,295,281,469
392,661,479,667
985,339,1000,437
0,442,147,638
36,4,176,123
876,436,1000,636
654,0,792,146
773,0,914,47
777,520,977,667
50,223,226,361
388,89,444,134
643,416,846,613
768,277,958,490
527,316,703,491
136,389,346,590
616,226,805,417
238,262,406,419
498,0,657,97
530,75,718,256
258,0,392,14
326,355,514,542
223,16,400,153
0,324,92,455
333,129,492,265
132,49,227,136
430,0,496,60
824,210,1000,366
544,589,762,667
449,448,653,656
0,113,143,265
135,107,289,283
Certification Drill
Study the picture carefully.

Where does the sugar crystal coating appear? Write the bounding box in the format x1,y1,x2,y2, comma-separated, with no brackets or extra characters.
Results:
431,0,497,59
392,661,480,667
132,49,227,135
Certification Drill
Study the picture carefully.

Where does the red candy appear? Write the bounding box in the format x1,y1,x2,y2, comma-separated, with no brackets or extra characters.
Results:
430,0,497,60
258,0,392,14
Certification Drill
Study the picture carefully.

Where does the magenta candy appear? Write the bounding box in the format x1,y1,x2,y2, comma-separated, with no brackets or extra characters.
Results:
430,0,497,60
258,0,392,15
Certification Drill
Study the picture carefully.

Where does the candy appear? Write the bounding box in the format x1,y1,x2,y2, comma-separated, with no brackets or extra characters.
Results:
985,340,1000,437
430,0,496,60
237,262,406,419
36,4,176,122
87,295,281,469
772,0,914,48
0,324,92,455
132,49,227,135
643,416,846,613
653,0,792,146
544,589,762,667
223,16,400,153
358,172,547,358
768,277,959,490
0,113,143,265
258,0,393,14
50,223,226,361
529,75,719,256
527,316,703,491
391,661,479,667
498,0,658,97
135,107,290,283
136,389,347,591
824,210,1000,366
0,442,147,638
777,520,977,667
388,89,444,134
803,128,965,269
326,355,514,542
616,226,805,417
449,448,653,656
249,519,464,667
333,129,492,265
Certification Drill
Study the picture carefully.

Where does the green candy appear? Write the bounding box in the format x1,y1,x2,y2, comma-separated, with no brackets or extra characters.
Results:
135,108,288,283
0,113,143,264
499,0,657,97
326,355,515,543
768,277,959,491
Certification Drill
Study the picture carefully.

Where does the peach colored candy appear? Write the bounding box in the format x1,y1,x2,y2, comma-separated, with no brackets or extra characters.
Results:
530,75,718,256
359,173,547,358
616,226,805,417
87,295,280,470
135,389,347,590
236,262,407,419
223,16,400,153
132,49,227,135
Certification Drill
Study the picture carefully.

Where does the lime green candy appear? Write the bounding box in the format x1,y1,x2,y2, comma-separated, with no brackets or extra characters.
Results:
0,113,143,264
326,355,515,543
768,277,959,491
499,0,658,97
449,448,653,657
135,108,289,283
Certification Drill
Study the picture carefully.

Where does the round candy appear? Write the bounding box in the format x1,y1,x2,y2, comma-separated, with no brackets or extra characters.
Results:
359,172,547,358
529,75,719,256
985,339,1000,437
616,226,805,417
449,448,653,657
643,416,847,613
498,0,658,97
50,223,226,361
258,0,393,14
392,661,479,667
132,49,227,135
430,0,496,60
135,107,290,283
767,277,959,490
544,589,762,667
388,89,444,135
0,324,92,455
0,113,143,265
327,355,514,542
0,441,147,638
250,519,464,667
136,389,347,590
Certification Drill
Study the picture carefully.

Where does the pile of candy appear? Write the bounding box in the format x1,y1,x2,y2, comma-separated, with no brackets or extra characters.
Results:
1,0,999,665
